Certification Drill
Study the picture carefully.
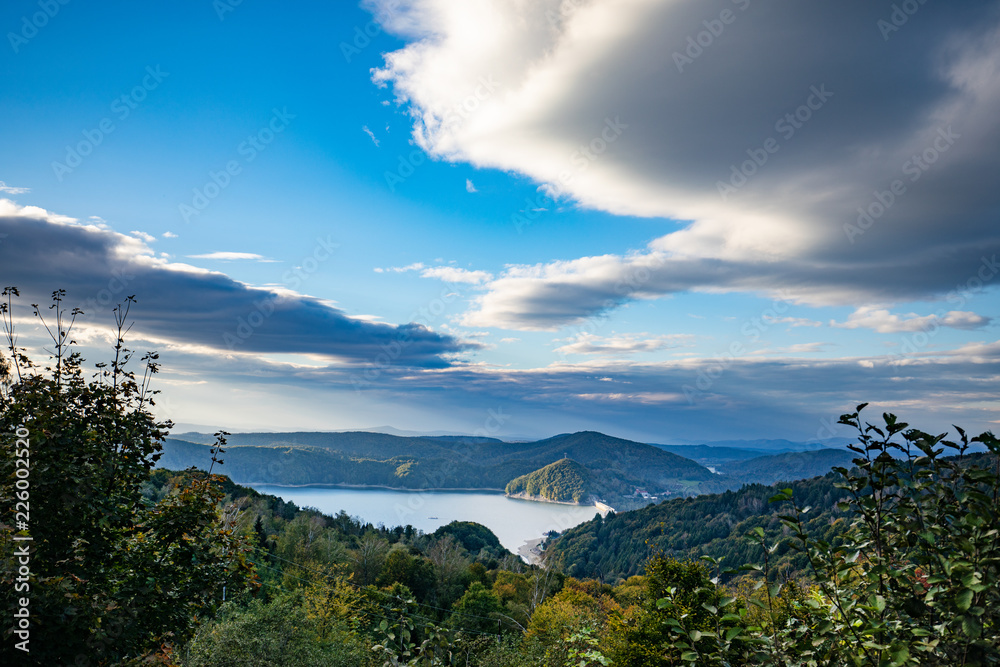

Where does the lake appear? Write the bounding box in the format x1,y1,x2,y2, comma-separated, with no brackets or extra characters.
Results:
249,484,600,555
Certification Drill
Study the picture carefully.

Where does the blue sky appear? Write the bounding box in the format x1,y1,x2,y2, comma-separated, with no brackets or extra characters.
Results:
2,0,999,442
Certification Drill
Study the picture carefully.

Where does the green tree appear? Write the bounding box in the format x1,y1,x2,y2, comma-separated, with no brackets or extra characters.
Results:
604,558,721,667
449,581,504,634
0,289,256,663
184,595,372,666
377,548,436,601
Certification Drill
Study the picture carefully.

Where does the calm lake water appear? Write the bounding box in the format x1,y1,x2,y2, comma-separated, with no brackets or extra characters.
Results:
249,485,599,554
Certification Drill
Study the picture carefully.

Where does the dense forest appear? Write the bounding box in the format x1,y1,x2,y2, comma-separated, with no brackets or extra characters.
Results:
505,458,593,503
546,472,850,581
3,291,1000,666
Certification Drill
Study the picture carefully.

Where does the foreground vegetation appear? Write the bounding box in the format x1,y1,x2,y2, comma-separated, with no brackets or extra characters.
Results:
2,290,999,665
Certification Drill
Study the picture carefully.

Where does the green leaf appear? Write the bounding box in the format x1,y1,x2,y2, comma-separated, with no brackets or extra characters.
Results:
889,643,910,665
961,614,982,638
956,588,974,611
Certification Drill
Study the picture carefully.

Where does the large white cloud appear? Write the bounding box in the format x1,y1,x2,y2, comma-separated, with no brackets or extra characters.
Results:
370,0,1000,329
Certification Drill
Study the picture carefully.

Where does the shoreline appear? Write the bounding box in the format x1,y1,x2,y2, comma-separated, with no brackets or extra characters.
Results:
504,491,588,506
247,482,507,493
518,537,544,565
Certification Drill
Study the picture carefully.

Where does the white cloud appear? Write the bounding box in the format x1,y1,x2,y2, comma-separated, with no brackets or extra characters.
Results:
555,332,693,357
575,392,685,405
780,342,832,354
370,1,1000,329
362,125,380,146
465,178,477,193
0,181,30,195
768,317,823,328
420,266,492,285
163,231,178,239
831,307,991,333
131,230,157,243
380,262,426,273
187,252,268,261
500,337,520,344
379,262,493,285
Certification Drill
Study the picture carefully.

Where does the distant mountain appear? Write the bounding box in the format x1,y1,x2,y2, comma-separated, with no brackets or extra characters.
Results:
158,430,723,502
714,448,856,486
339,425,540,440
169,431,505,458
506,458,593,503
158,429,862,511
650,442,856,477
651,444,775,463
174,425,538,442
694,438,832,452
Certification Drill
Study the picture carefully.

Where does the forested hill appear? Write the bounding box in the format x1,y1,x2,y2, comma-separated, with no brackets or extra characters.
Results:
546,472,849,582
505,458,593,502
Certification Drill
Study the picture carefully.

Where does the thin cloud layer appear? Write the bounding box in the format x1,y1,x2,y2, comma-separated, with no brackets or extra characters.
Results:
555,332,693,357
158,338,1000,440
0,200,471,367
378,262,493,285
187,251,271,261
371,0,1000,330
832,306,991,334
